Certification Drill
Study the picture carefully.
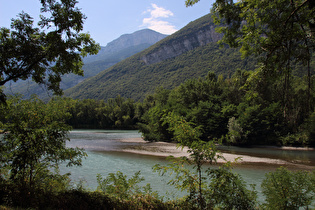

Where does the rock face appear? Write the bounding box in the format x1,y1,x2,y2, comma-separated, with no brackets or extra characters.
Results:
105,29,168,54
141,22,223,65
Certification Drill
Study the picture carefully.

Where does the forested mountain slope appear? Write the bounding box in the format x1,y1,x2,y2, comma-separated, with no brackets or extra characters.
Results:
4,29,167,99
64,14,257,101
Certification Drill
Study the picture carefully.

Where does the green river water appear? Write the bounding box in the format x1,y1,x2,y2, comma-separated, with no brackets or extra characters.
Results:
63,130,315,201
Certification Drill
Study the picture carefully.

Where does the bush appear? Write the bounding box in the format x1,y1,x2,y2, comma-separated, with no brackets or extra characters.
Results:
261,167,315,209
206,166,257,209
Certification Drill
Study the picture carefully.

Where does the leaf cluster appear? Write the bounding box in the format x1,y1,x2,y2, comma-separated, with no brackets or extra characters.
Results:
0,0,100,102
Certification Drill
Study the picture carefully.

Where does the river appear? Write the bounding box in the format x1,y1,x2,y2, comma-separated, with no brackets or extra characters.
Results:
63,129,315,201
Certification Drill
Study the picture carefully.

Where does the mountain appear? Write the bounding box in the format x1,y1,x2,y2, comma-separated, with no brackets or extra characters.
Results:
4,29,167,99
64,14,257,101
82,29,168,64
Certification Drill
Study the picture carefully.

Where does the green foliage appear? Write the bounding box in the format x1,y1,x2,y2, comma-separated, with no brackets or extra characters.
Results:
154,145,225,209
155,112,222,209
163,112,203,147
137,64,315,146
185,0,201,7
137,88,174,141
261,167,315,209
206,165,257,209
0,168,72,208
304,111,315,145
227,117,243,144
0,95,86,207
154,113,257,209
234,102,286,145
210,0,315,132
66,95,140,129
138,105,173,141
140,72,234,143
0,0,100,102
95,171,175,210
96,171,156,200
212,0,314,69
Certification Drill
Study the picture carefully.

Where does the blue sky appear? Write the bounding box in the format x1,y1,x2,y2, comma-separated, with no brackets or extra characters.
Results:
0,0,214,46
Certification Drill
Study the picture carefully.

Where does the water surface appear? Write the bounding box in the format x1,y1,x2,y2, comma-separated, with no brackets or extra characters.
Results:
63,130,315,200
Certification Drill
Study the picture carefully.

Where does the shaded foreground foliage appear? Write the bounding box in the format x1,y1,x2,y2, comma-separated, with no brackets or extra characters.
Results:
0,95,86,208
1,153,314,210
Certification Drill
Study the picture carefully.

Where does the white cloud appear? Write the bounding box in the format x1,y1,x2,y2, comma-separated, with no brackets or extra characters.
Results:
141,3,177,35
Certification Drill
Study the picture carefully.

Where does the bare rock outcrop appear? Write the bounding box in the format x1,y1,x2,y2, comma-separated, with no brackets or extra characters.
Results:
141,24,223,65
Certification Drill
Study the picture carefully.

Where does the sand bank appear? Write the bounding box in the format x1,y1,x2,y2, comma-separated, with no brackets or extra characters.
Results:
118,138,315,170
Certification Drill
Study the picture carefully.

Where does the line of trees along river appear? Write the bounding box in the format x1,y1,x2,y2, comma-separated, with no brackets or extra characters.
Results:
64,70,315,147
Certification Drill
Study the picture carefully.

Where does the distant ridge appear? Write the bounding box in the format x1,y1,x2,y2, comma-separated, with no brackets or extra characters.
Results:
64,14,257,101
105,29,168,54
83,29,167,63
4,29,167,99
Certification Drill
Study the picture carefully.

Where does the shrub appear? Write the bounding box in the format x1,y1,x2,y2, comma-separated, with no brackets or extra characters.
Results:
261,167,315,209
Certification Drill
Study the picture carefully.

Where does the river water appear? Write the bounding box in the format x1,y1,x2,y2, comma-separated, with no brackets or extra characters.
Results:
63,129,315,201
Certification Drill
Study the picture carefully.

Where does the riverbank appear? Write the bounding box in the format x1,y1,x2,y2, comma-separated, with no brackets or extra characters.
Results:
118,138,315,170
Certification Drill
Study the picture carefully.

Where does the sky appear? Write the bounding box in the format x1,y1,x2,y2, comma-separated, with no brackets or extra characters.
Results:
0,0,215,46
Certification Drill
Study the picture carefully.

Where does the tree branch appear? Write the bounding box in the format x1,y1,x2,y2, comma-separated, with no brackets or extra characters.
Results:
0,54,46,87
284,0,309,26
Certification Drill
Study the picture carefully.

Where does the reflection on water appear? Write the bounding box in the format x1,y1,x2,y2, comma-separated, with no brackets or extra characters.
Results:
62,130,315,200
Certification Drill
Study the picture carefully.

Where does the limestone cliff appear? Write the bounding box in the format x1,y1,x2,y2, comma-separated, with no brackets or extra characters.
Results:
140,15,223,65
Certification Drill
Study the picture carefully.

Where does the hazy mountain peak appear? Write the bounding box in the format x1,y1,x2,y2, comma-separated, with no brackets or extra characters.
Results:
104,29,167,54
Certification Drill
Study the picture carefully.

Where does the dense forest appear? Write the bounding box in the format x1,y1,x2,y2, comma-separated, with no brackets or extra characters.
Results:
5,68,310,148
61,67,315,146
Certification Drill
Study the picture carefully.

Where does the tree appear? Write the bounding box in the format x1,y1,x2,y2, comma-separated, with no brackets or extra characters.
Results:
0,95,86,206
186,0,314,113
154,112,222,209
0,0,100,102
154,112,257,209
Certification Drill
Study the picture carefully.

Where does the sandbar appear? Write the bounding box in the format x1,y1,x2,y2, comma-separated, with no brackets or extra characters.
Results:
118,138,315,170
